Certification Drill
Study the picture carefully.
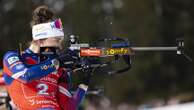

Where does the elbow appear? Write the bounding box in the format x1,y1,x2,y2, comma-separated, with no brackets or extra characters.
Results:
12,69,32,84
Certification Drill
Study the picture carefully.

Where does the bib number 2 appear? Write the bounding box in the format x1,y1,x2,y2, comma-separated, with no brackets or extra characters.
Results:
37,83,49,95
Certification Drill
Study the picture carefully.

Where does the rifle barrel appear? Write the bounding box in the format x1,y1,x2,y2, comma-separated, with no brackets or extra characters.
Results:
131,46,177,51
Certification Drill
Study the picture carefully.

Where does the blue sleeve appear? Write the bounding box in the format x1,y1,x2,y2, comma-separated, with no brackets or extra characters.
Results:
3,51,57,83
58,85,87,110
72,87,87,106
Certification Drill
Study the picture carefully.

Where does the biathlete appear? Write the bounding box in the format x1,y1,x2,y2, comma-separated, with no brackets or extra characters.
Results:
3,5,89,110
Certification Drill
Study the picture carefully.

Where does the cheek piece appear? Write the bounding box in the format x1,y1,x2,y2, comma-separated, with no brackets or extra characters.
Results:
39,47,61,61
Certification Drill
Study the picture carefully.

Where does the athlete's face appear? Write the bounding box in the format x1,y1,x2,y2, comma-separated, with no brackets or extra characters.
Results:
40,37,64,49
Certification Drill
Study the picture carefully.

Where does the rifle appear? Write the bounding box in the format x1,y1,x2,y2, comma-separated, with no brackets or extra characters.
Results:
60,36,191,76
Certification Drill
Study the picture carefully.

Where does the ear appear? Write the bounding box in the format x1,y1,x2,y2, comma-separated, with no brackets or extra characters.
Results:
29,41,40,53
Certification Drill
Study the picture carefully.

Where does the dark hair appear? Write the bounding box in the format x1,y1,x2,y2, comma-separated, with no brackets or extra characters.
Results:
31,5,55,27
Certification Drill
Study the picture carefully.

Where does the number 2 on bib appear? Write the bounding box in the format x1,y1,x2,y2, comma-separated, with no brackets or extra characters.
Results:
37,83,49,95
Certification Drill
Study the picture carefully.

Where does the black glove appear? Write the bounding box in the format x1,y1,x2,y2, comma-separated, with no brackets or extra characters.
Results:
80,59,94,85
81,65,93,85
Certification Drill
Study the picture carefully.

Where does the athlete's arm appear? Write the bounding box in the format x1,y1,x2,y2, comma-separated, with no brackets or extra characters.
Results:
58,83,88,110
3,51,58,83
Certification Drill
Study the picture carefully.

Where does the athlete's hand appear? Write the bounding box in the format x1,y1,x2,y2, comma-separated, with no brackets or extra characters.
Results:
81,60,94,85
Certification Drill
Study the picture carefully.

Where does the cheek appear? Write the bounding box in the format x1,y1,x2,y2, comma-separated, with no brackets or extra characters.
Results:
43,41,50,46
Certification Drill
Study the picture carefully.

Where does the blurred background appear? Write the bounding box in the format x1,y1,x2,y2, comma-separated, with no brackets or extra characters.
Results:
0,0,193,110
